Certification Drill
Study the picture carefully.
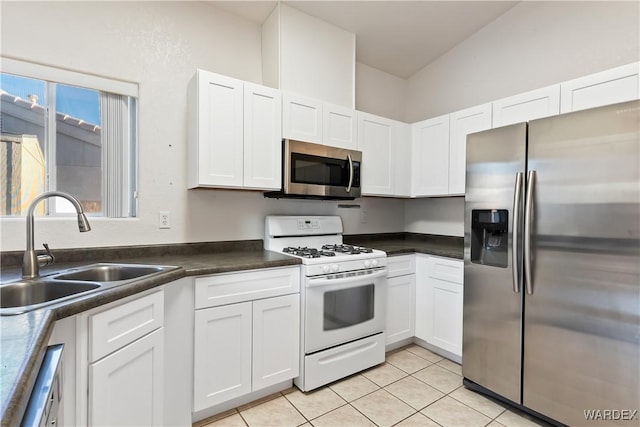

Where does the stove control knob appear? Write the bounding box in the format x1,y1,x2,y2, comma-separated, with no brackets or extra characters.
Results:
322,265,330,274
331,264,339,273
364,260,371,268
371,259,379,267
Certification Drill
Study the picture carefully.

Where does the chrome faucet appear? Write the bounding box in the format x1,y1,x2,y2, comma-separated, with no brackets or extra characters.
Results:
23,191,92,279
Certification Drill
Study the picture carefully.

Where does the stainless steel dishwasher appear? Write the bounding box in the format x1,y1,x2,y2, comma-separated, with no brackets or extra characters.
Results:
21,344,63,427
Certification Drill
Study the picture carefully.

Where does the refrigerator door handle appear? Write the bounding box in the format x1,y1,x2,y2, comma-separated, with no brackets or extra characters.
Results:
524,170,536,295
512,172,524,293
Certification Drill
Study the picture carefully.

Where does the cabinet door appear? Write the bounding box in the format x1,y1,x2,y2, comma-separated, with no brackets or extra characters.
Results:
412,114,450,196
414,255,430,342
323,103,357,149
560,62,640,113
386,275,416,345
89,328,164,426
89,291,164,362
194,70,244,187
428,278,463,357
282,93,323,144
492,85,560,127
243,82,282,190
426,257,464,357
252,294,300,390
394,122,412,197
387,255,416,278
193,302,252,411
448,104,492,195
357,111,396,196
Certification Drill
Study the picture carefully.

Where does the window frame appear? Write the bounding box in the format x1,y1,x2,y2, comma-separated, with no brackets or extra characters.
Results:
1,57,139,218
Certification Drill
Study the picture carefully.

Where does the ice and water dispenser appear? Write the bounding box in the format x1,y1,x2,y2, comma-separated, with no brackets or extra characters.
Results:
470,209,508,268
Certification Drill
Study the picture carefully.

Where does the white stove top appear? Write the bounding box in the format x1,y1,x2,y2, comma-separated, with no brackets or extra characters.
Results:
264,215,387,276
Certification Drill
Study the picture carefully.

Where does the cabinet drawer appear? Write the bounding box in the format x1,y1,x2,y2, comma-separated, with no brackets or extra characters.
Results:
427,257,463,284
194,267,300,309
89,291,164,362
387,255,415,277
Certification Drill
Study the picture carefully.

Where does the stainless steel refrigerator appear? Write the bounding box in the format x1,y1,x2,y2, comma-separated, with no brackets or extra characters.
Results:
463,100,640,426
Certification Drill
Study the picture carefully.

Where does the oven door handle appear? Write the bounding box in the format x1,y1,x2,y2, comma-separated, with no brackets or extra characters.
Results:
307,268,388,288
346,154,354,193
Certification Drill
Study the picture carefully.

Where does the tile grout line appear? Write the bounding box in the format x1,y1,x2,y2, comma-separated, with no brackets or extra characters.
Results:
206,347,540,427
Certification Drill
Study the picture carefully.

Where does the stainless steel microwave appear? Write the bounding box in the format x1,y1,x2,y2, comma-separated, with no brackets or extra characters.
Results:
277,139,361,199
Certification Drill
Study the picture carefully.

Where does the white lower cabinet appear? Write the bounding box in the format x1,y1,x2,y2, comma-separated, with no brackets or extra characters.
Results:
386,275,415,345
89,328,164,426
193,267,300,412
415,254,464,358
414,255,430,342
194,302,252,410
385,255,416,346
83,290,166,427
252,294,300,390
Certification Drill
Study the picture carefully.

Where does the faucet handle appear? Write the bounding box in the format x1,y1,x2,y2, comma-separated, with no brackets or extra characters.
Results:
39,243,55,267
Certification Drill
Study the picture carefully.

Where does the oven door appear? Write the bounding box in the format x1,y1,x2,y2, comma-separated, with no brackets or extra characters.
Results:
285,139,361,198
305,268,387,353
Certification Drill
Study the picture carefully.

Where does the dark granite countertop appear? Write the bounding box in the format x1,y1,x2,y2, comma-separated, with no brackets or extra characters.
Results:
344,232,464,259
0,242,299,427
0,233,461,426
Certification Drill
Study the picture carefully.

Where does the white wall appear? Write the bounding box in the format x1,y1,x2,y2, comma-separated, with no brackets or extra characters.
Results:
0,1,404,251
405,197,464,237
404,0,639,237
355,62,407,121
405,1,640,121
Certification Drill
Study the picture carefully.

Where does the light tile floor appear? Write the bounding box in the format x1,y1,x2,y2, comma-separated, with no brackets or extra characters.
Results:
194,345,551,427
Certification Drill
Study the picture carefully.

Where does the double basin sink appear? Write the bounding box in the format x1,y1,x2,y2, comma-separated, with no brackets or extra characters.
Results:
0,263,177,315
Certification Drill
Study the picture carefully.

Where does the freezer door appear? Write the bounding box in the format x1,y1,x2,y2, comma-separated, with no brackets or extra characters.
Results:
524,100,640,426
463,123,526,404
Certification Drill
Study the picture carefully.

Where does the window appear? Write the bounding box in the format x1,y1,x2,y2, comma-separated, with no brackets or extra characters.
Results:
0,58,137,217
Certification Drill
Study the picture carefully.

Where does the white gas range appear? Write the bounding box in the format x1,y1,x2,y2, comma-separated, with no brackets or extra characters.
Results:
265,215,388,391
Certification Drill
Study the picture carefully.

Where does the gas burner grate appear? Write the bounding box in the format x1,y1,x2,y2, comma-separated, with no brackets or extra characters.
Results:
282,247,333,258
321,244,374,255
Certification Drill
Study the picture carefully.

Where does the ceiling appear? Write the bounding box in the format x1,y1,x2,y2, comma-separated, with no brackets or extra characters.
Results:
210,1,519,79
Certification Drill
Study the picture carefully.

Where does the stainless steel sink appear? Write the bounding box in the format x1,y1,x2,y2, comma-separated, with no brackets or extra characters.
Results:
0,263,178,315
1,280,101,309
54,265,165,282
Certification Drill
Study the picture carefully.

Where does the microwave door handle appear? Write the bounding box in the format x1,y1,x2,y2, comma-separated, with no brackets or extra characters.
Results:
346,154,354,193
307,269,388,288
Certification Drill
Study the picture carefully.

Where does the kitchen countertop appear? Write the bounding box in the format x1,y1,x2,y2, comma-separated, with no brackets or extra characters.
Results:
0,233,462,426
0,245,300,427
345,232,464,259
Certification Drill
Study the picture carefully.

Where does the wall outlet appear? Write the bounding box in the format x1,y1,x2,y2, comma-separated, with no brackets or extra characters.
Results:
159,211,171,229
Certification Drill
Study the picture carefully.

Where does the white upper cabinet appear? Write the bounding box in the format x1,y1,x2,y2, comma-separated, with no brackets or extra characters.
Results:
394,122,412,197
323,102,357,150
282,94,357,149
412,114,450,197
188,70,282,190
560,62,640,113
448,103,492,195
282,92,323,144
492,85,560,127
243,83,282,190
188,70,244,188
357,111,396,196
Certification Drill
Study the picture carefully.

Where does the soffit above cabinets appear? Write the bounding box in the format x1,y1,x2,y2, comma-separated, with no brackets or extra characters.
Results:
207,1,519,79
